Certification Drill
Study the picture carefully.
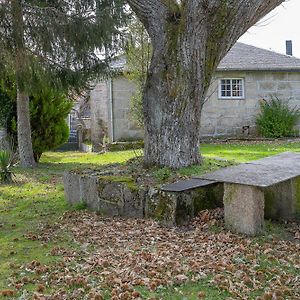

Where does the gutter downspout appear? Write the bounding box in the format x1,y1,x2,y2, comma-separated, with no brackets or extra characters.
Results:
109,78,114,142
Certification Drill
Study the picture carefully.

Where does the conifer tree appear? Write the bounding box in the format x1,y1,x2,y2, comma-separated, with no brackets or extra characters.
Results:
0,0,126,167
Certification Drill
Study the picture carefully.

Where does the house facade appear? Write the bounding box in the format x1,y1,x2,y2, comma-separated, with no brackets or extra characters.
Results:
75,43,300,148
201,43,300,137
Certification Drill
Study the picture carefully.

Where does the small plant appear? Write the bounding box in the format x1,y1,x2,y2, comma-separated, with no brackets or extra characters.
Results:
256,96,300,138
153,167,172,182
0,149,14,183
74,200,88,211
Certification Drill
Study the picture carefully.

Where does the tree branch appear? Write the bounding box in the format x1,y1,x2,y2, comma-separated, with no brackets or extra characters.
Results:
126,0,170,42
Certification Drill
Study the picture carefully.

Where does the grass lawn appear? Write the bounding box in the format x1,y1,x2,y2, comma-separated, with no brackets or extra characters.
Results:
0,141,299,299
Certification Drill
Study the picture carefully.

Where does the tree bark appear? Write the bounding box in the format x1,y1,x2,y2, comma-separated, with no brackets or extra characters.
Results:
127,0,285,169
11,0,36,167
16,89,36,167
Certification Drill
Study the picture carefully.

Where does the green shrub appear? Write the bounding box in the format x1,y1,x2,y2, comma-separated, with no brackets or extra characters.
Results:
256,96,300,138
0,84,72,162
30,89,72,161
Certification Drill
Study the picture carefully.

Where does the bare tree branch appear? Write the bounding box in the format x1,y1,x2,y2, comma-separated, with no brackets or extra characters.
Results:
126,0,170,42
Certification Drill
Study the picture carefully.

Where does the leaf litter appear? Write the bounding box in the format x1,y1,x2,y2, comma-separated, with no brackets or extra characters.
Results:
4,209,300,299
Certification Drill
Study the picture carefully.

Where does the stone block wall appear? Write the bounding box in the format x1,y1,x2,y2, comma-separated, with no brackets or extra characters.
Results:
112,77,143,141
201,71,300,137
90,82,109,150
87,70,300,142
89,77,143,144
63,171,223,226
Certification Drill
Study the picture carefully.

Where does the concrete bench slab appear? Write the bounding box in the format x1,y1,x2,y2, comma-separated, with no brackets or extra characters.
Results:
194,161,300,187
248,152,300,169
161,179,216,192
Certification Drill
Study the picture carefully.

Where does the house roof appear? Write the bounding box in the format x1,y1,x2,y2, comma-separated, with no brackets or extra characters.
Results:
112,43,300,73
217,43,300,72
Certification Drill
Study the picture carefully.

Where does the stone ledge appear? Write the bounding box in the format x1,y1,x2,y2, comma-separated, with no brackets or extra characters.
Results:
63,170,223,226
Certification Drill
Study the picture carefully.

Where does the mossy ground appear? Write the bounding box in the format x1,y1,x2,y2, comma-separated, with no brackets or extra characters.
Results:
0,141,300,299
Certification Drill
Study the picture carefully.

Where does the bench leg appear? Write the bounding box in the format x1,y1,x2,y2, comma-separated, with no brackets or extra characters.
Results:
224,183,264,235
264,179,298,221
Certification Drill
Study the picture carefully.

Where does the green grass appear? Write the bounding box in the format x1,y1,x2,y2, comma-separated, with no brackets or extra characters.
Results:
0,150,140,294
0,142,300,298
201,141,300,162
0,180,69,290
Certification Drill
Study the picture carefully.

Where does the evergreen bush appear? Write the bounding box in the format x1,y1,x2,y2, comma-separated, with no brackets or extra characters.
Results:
30,89,72,161
0,85,72,162
256,96,300,138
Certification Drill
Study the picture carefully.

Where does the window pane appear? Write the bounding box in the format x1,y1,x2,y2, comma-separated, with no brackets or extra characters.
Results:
220,78,244,99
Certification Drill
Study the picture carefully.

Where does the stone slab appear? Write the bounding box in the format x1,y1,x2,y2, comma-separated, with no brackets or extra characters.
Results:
161,179,216,192
248,152,300,169
194,152,300,187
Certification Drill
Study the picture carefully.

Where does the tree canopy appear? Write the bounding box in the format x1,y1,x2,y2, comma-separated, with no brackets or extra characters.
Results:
0,0,127,87
0,0,128,166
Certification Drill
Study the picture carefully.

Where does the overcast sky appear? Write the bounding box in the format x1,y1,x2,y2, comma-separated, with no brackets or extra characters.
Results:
239,0,300,58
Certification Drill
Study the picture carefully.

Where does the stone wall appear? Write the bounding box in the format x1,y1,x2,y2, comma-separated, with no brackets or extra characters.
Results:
201,71,300,137
90,82,109,150
112,77,143,141
89,78,143,144
63,170,223,226
88,71,300,142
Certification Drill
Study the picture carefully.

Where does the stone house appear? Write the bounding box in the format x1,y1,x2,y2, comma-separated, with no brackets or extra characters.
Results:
73,42,300,148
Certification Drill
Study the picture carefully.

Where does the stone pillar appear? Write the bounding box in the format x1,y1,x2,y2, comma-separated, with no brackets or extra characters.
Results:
264,179,298,220
90,82,109,152
63,172,81,205
224,183,264,235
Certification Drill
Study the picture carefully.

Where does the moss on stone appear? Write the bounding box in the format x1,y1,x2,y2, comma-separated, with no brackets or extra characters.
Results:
192,188,208,212
152,192,176,224
223,184,238,205
100,175,139,192
194,184,223,213
175,195,193,225
264,188,277,219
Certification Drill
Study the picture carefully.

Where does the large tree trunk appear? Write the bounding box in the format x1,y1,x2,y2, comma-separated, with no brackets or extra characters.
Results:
16,89,36,167
128,0,285,169
143,37,207,168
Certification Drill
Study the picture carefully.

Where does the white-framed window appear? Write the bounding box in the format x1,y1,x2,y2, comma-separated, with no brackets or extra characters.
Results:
218,78,245,99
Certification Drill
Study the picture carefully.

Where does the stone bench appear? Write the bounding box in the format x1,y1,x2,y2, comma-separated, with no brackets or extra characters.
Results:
63,171,223,226
63,152,300,233
195,152,300,235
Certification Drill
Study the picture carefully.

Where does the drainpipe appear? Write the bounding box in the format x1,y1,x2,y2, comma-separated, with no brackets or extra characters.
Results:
109,78,114,142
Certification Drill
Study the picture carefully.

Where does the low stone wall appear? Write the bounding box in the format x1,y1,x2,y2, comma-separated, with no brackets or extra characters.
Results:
63,170,223,226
